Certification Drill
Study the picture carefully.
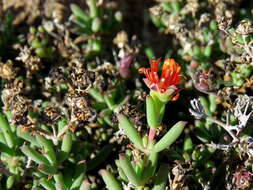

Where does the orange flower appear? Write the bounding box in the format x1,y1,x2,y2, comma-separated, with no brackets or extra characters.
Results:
139,58,181,94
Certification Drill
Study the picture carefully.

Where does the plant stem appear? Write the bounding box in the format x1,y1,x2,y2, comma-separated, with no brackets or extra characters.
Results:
137,186,143,190
206,116,238,142
148,128,156,144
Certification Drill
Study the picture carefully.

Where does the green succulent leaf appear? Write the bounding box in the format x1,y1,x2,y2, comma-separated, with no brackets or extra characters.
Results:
6,175,15,189
142,153,158,180
17,127,39,146
38,164,57,175
152,164,169,190
21,145,50,165
0,112,15,148
87,0,99,18
117,114,144,150
146,96,159,129
100,169,122,190
118,154,141,187
36,134,57,165
183,136,194,153
88,88,104,103
40,178,56,190
152,121,186,153
70,4,90,22
59,133,73,162
79,180,91,190
54,173,68,190
91,18,102,32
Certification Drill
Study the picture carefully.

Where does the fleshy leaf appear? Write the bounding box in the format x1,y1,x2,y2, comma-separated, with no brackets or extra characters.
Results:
152,121,186,153
117,114,143,150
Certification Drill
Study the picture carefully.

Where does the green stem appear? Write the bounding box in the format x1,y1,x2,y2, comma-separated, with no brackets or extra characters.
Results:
137,186,143,190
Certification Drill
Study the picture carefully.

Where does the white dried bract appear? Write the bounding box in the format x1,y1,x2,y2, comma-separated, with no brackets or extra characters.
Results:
234,95,252,128
229,95,253,134
189,98,207,119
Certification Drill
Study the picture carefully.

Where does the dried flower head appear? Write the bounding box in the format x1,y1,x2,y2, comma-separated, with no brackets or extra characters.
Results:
139,58,181,94
233,167,253,189
40,106,62,124
0,60,17,80
65,90,96,124
192,69,215,94
16,46,43,78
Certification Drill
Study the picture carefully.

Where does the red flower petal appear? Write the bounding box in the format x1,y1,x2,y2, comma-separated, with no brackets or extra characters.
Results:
139,58,181,94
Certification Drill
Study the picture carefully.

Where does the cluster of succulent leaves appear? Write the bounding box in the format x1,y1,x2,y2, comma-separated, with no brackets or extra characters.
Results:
70,0,122,59
0,0,253,190
28,26,55,59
